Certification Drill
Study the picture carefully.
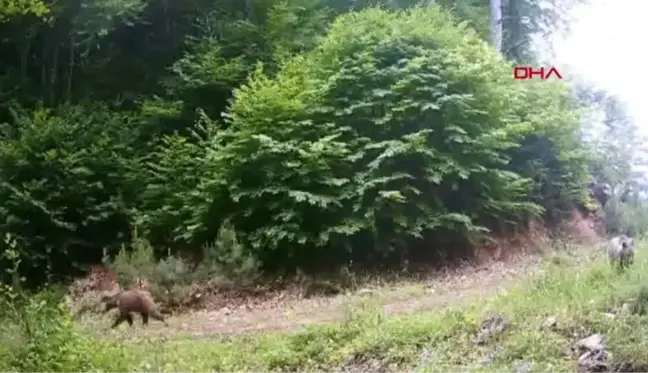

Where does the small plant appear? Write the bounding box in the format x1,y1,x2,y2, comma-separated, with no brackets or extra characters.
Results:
101,223,261,310
0,238,121,372
1,286,131,371
152,254,198,307
198,221,261,283
103,228,158,291
103,230,200,307
628,285,648,316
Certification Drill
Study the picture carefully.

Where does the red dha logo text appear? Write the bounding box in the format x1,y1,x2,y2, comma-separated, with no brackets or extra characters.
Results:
513,66,562,80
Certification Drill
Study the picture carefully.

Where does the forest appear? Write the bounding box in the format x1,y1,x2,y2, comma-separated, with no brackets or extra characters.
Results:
5,0,648,371
0,0,646,291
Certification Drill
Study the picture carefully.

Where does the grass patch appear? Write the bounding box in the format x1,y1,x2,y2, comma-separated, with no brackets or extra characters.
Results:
6,241,648,372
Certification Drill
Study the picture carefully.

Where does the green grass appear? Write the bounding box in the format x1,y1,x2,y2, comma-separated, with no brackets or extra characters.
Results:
6,241,648,372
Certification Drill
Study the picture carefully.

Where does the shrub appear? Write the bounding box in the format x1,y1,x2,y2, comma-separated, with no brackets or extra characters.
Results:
134,117,217,253
103,232,198,307
0,104,142,285
188,5,585,272
198,221,261,283
104,223,259,308
0,280,129,372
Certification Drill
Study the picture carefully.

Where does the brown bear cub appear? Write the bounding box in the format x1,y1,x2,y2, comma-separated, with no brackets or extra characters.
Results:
101,289,168,328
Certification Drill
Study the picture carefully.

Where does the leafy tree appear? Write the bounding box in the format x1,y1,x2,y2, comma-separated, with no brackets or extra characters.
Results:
506,81,591,223
0,0,48,23
0,104,141,284
183,6,586,272
497,0,587,63
573,83,648,236
0,0,605,284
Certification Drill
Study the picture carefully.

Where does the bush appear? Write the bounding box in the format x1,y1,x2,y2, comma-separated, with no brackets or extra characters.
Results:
134,116,218,251
104,223,259,308
0,4,592,283
0,282,128,372
0,104,143,285
104,232,199,308
198,221,261,283
186,5,586,272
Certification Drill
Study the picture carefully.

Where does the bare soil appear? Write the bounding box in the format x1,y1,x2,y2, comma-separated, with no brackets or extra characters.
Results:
89,252,547,339
79,208,605,340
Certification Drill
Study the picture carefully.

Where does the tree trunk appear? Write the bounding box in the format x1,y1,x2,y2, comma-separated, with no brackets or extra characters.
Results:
489,0,503,53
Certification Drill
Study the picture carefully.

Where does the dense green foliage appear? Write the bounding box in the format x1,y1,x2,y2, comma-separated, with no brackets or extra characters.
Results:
196,7,587,271
0,0,643,284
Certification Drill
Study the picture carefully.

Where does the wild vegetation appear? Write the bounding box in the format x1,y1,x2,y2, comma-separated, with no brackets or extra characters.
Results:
4,240,648,371
2,0,648,371
0,0,616,285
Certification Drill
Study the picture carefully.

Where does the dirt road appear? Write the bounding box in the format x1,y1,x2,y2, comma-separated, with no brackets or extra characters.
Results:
147,254,544,338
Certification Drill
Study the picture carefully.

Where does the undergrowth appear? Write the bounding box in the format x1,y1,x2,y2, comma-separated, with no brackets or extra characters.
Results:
4,240,648,372
101,224,261,309
100,227,426,311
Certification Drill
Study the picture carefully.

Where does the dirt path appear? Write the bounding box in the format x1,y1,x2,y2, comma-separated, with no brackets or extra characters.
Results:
156,253,544,338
